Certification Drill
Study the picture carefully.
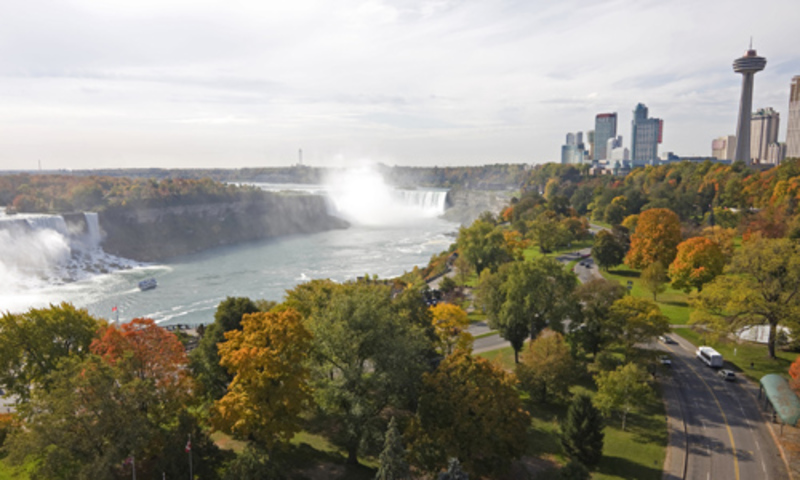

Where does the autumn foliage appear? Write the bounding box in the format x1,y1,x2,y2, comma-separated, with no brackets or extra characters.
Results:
624,208,682,270
91,318,189,388
668,237,725,292
409,351,529,476
213,309,313,450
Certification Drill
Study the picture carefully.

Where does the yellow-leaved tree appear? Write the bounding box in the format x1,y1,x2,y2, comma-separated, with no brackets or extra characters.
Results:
213,309,312,450
430,303,471,355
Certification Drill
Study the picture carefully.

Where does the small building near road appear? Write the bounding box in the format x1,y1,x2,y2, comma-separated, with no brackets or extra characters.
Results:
759,374,800,431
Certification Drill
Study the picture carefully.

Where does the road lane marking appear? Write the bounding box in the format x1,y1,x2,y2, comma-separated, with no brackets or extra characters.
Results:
668,347,740,480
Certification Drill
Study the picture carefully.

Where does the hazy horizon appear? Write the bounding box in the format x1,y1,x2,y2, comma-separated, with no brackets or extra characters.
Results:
1,0,799,170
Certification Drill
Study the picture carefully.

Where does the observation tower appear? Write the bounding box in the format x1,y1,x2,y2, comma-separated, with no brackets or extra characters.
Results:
733,44,767,165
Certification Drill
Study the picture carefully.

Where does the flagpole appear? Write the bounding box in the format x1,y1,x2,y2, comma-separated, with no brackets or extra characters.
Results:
132,455,136,480
188,433,193,480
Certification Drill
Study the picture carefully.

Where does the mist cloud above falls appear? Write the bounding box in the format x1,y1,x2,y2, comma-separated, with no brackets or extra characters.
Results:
324,167,444,226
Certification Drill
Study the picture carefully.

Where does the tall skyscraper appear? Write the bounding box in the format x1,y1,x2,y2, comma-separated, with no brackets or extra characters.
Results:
750,107,780,163
594,113,618,160
631,103,662,166
712,135,736,161
561,132,587,164
787,76,800,159
733,46,767,165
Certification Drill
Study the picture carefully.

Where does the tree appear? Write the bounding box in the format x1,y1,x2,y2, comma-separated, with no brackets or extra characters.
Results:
692,236,800,359
453,254,473,284
591,230,627,271
456,220,513,274
669,237,725,293
376,417,411,480
297,281,430,465
561,394,604,468
190,296,258,400
212,309,312,451
604,196,627,226
430,303,471,355
482,258,577,363
640,261,668,301
571,279,627,357
6,354,220,480
0,303,100,401
517,330,574,403
438,458,469,480
558,460,590,480
594,363,652,431
409,352,529,477
624,208,682,269
530,213,572,253
608,297,670,359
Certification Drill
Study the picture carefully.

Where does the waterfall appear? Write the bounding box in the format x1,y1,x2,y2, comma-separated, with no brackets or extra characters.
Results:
0,211,136,286
83,212,102,248
24,215,70,236
394,189,449,215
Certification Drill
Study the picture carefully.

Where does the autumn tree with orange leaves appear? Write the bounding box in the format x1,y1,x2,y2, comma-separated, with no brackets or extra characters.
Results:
669,237,726,293
213,309,313,451
624,208,682,270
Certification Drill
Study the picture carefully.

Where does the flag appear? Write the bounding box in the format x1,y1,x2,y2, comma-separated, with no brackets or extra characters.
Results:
185,439,191,453
112,306,118,312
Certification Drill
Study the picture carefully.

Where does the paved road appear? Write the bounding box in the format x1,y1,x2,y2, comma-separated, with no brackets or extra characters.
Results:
659,334,788,480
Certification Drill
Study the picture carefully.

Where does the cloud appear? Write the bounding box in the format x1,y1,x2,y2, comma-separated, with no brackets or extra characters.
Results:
0,0,798,169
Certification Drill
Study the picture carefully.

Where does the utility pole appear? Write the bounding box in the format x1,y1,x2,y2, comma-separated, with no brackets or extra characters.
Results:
187,433,193,480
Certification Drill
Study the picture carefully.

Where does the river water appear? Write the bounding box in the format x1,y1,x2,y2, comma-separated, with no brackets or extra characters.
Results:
0,177,458,326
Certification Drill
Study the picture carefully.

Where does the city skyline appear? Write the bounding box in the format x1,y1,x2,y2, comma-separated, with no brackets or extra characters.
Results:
0,0,799,170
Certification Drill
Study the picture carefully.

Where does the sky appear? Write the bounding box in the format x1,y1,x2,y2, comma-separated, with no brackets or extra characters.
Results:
0,0,799,170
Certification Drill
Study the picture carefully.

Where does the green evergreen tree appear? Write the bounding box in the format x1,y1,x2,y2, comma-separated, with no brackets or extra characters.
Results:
558,459,590,480
560,393,604,468
438,458,469,480
376,417,411,480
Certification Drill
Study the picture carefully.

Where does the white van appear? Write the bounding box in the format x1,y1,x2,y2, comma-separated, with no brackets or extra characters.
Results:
696,346,723,368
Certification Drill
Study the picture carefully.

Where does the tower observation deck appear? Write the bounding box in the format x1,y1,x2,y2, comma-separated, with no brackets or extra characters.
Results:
733,48,767,165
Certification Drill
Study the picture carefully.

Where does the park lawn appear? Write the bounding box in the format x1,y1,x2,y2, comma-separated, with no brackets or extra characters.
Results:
467,310,486,324
600,268,691,324
477,345,517,370
672,327,798,382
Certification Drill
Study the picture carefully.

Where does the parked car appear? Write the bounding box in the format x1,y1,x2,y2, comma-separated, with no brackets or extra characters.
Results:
659,355,672,367
717,369,736,381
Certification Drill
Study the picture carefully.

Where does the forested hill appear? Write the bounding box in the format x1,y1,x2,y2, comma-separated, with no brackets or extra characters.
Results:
528,159,800,238
0,174,269,214
0,163,530,191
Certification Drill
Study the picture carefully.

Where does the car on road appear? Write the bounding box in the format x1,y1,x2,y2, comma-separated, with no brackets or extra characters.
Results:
659,355,672,367
717,369,736,381
660,335,677,344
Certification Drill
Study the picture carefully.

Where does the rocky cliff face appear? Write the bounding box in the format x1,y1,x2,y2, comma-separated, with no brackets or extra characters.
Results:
99,193,348,261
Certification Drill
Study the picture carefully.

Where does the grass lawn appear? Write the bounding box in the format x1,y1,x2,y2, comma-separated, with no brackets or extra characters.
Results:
673,327,798,382
595,388,667,480
467,310,486,324
477,345,518,370
599,268,691,324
